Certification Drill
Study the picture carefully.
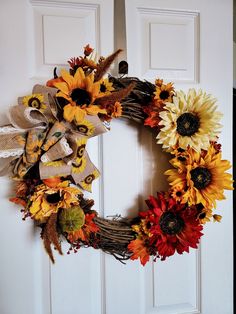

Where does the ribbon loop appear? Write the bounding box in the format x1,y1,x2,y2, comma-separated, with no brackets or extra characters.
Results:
1,84,109,193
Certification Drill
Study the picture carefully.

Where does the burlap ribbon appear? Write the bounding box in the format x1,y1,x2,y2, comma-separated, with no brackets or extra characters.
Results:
0,85,108,192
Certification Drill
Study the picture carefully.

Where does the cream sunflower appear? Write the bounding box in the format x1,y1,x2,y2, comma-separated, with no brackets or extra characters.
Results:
29,181,81,222
53,68,107,123
165,145,233,208
156,89,222,152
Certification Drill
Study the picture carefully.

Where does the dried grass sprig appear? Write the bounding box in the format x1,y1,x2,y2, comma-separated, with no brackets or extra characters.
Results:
95,82,135,107
94,49,122,82
42,213,63,263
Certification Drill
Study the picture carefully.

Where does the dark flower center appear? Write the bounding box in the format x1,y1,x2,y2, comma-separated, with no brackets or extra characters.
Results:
100,84,107,93
46,192,61,204
199,212,206,219
159,90,170,100
71,88,91,106
177,156,186,162
190,167,212,189
176,191,182,197
77,144,86,158
28,97,41,109
196,203,204,211
77,125,89,134
176,113,200,136
84,174,95,184
159,212,184,235
72,159,83,168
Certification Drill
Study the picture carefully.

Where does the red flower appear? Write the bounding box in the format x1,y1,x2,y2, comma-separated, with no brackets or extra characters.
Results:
129,193,203,265
143,193,203,259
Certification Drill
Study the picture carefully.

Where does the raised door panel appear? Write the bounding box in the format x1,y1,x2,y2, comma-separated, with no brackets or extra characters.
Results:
125,1,233,314
0,1,113,314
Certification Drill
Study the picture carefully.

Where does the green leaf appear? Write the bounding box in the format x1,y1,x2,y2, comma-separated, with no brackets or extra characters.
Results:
52,132,62,138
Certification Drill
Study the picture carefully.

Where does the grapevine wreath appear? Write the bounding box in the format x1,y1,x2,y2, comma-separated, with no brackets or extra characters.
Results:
0,46,233,265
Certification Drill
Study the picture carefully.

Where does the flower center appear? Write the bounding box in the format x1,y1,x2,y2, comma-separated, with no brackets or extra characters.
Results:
159,90,170,100
159,212,184,235
46,192,62,204
77,144,86,158
84,174,95,184
190,167,212,189
77,125,89,134
71,88,91,106
176,113,200,136
100,84,107,93
199,212,206,219
28,97,41,109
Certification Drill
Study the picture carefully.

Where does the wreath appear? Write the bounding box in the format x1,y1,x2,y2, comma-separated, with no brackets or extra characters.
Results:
0,45,233,265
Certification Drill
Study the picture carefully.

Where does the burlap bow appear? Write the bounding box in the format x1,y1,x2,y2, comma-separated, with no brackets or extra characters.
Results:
0,85,108,192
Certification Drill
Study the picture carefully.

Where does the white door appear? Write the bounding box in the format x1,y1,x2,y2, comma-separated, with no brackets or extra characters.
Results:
0,1,233,314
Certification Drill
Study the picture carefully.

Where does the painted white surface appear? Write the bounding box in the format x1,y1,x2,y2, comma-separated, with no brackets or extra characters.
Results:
0,0,233,314
126,1,233,314
233,41,236,87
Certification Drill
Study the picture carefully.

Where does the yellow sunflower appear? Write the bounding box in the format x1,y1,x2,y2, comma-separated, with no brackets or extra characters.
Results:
53,68,107,123
29,181,81,222
98,78,114,97
165,145,233,208
199,209,212,224
170,184,189,203
75,137,87,161
156,89,222,152
72,157,87,174
76,119,95,136
196,204,213,224
25,131,45,164
154,81,175,105
23,94,47,112
79,169,100,192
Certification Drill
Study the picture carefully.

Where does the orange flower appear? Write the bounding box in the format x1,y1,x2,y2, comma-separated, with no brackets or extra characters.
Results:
128,239,150,266
84,44,94,56
111,102,122,118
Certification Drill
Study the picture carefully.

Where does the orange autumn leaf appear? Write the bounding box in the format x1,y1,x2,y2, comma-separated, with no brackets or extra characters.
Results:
128,239,150,266
46,76,64,88
68,229,85,243
9,197,27,207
